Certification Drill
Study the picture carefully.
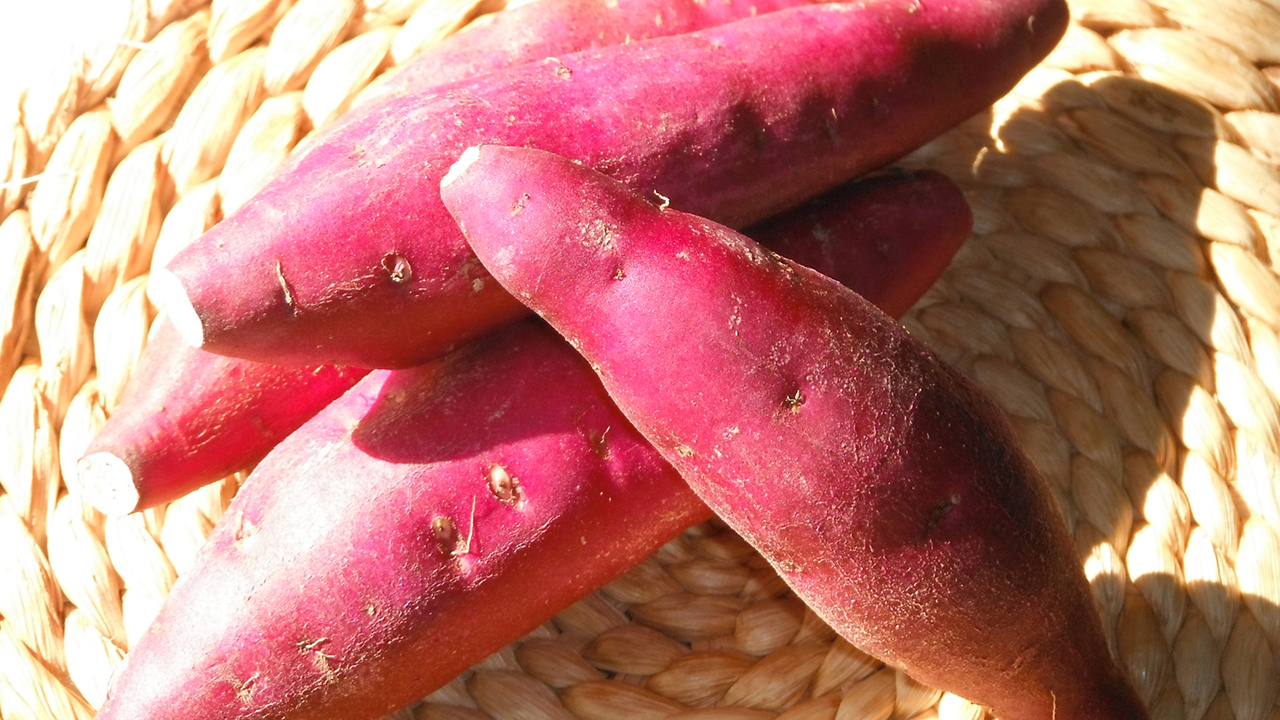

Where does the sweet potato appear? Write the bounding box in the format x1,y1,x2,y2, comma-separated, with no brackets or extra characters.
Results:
156,0,1065,368
439,144,1149,720
362,0,836,103
73,319,369,514
92,170,967,719
750,169,970,321
79,168,969,514
95,320,709,720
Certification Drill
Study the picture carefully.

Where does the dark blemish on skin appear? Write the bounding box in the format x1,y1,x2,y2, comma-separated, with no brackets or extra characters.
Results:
381,252,413,285
511,192,531,216
589,426,611,457
612,267,626,280
275,260,296,310
782,389,805,413
432,516,458,552
298,638,337,683
547,57,572,79
433,499,477,557
487,464,523,506
749,127,768,153
234,514,257,543
924,494,962,536
230,672,259,704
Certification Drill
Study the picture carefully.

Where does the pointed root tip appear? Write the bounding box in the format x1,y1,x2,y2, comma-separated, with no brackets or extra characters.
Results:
441,145,483,189
149,269,205,349
74,453,142,516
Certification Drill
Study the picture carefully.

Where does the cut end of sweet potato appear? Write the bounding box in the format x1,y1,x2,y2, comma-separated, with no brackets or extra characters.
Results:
75,452,142,515
442,145,483,189
150,269,205,349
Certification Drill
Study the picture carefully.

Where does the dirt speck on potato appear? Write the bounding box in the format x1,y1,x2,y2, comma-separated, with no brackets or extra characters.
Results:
381,252,413,285
487,464,523,506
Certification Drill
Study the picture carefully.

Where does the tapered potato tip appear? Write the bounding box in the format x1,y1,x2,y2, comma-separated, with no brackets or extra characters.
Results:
75,453,142,515
442,145,482,188
150,269,205,348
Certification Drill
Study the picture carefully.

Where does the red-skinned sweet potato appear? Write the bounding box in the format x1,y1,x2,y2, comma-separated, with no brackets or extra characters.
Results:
439,144,1149,720
95,320,710,720
752,169,970,321
362,0,837,104
73,319,369,514
91,170,967,720
77,169,970,514
156,0,1065,368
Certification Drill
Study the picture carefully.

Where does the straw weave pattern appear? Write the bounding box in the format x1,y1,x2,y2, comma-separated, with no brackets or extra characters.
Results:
2,0,1279,718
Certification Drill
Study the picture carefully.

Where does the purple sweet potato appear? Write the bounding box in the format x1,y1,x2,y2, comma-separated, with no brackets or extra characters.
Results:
156,0,1064,368
440,144,1149,720
94,320,712,720
77,168,969,515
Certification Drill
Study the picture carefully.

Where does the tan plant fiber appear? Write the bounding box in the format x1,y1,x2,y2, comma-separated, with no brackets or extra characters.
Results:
391,0,488,63
162,45,267,196
0,498,67,676
109,9,212,155
1109,28,1280,111
1146,0,1280,65
208,0,294,63
217,90,307,214
1069,0,1166,31
26,109,117,287
262,0,359,94
33,250,94,425
0,364,62,549
0,113,31,217
358,0,431,30
19,55,84,176
0,211,39,396
57,378,109,494
91,276,153,411
302,25,397,128
82,137,165,317
0,618,93,720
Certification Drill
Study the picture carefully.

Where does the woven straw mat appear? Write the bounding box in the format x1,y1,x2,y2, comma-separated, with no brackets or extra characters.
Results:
4,0,1280,718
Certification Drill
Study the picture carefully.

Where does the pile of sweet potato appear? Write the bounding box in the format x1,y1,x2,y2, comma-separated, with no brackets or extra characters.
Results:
75,1,1152,719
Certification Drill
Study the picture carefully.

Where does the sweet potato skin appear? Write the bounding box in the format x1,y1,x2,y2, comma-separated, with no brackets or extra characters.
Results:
366,0,836,103
440,145,1147,720
96,320,711,720
752,170,970,320
164,0,1064,368
77,169,967,514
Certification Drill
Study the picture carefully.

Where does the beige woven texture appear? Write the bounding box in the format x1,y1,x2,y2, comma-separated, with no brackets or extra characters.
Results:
2,0,1279,718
